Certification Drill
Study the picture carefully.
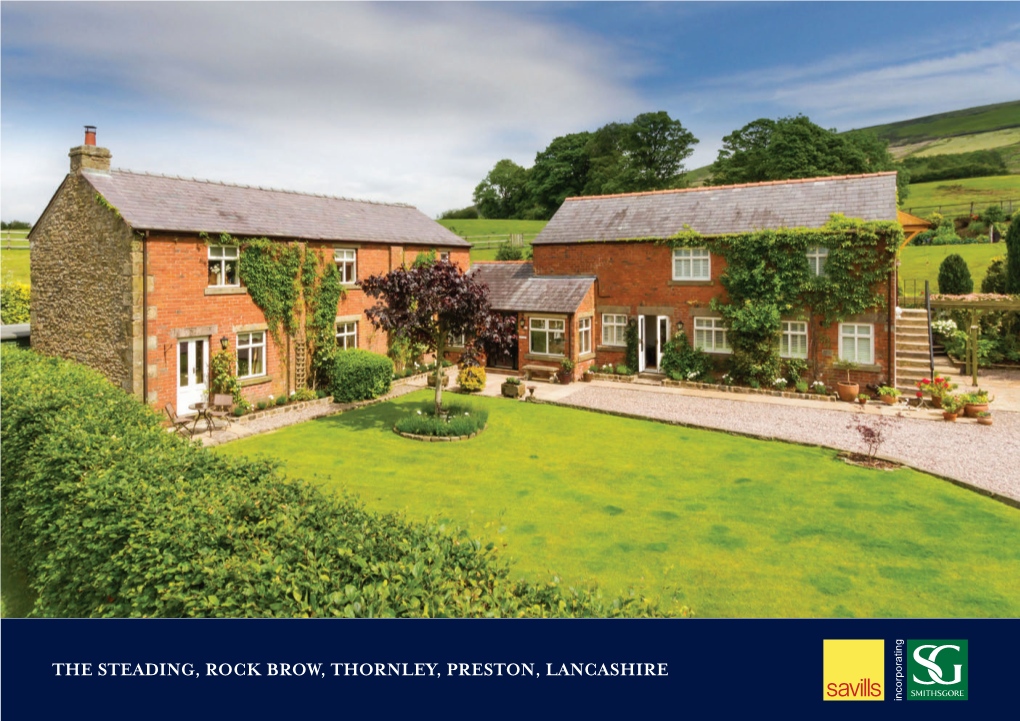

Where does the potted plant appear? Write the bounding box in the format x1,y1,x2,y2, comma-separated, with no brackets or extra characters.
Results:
857,392,870,406
940,394,964,421
877,386,901,406
917,376,956,408
977,411,993,426
833,360,859,403
963,389,993,418
501,375,526,399
557,358,575,385
582,367,594,382
427,372,450,388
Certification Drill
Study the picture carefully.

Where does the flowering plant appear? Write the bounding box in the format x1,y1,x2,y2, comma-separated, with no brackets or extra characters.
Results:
721,373,734,386
811,380,826,394
917,376,957,399
931,318,957,337
773,377,787,388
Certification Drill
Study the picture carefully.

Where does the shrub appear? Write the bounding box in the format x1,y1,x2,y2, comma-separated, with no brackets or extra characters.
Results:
981,257,1008,294
232,407,245,417
394,401,489,438
495,242,524,261
256,400,268,410
660,331,712,380
292,388,317,402
0,280,30,324
615,364,632,376
1006,213,1020,294
795,381,808,394
457,365,486,392
981,205,1007,224
276,395,287,406
439,206,479,220
0,347,669,618
323,348,393,403
937,254,974,294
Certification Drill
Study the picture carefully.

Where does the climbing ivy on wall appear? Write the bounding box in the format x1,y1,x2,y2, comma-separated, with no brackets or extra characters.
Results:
301,247,346,387
653,215,902,385
238,237,303,343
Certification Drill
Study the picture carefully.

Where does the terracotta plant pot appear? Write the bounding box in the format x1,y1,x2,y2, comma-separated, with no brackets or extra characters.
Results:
880,395,898,406
582,373,594,383
501,382,526,399
977,417,993,426
942,412,958,422
427,374,450,388
836,381,859,403
857,397,868,406
556,371,573,385
964,403,988,418
931,396,943,409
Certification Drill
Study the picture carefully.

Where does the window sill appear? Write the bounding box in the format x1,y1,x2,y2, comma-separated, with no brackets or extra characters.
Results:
597,345,627,353
341,283,361,291
668,279,713,287
238,375,271,387
205,286,247,296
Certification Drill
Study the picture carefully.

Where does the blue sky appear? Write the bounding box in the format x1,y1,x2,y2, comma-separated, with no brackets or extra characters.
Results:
2,2,1018,221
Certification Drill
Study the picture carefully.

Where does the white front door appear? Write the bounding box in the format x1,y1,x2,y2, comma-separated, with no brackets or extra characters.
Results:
637,316,646,373
177,337,208,414
657,316,669,369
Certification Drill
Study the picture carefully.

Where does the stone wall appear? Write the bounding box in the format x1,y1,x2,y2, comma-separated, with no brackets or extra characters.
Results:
30,174,137,394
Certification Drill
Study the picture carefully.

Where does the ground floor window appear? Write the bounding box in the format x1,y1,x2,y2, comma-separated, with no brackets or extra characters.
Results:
693,317,731,354
601,314,627,346
336,321,357,350
530,317,565,356
448,331,466,347
237,331,266,378
779,320,808,359
578,317,592,355
839,323,873,364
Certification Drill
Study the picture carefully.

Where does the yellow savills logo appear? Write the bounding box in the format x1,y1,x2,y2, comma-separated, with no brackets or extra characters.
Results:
823,639,885,700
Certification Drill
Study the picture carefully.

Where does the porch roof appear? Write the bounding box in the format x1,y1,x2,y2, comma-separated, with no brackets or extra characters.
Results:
470,262,594,313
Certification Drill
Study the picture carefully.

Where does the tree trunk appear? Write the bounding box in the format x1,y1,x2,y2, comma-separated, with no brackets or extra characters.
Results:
434,335,445,414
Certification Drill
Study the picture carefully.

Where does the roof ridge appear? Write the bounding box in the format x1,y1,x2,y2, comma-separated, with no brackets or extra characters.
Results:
103,168,416,209
564,171,898,202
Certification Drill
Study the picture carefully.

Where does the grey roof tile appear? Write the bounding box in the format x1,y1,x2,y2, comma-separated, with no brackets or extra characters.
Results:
469,263,594,313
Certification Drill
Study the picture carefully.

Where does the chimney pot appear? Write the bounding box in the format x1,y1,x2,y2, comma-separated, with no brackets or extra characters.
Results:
84,125,97,146
70,126,111,173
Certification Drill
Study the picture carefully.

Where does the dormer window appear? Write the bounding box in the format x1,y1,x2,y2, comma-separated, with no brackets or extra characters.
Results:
208,245,239,287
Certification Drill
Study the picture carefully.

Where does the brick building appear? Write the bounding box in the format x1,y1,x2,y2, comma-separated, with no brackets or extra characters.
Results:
466,172,901,388
30,129,469,413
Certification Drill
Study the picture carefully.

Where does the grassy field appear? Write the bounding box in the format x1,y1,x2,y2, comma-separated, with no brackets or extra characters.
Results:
863,100,1020,144
898,242,1004,295
903,175,1020,215
216,391,1020,618
910,128,1020,158
1,250,31,284
438,219,548,238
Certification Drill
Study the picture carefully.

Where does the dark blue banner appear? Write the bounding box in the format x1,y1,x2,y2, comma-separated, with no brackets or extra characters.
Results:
2,619,1016,717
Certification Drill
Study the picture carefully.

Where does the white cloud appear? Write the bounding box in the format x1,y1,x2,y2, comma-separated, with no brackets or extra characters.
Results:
1,3,643,220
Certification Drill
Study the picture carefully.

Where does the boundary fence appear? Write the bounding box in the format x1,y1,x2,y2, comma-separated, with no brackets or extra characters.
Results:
904,198,1017,217
462,233,539,250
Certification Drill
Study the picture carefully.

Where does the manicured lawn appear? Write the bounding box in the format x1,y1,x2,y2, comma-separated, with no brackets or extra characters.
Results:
216,391,1020,617
1,249,31,284
903,174,1020,215
898,242,1004,295
437,219,548,238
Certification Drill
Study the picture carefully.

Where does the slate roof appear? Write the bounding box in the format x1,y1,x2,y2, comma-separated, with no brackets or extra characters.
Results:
81,169,468,247
469,262,594,313
533,172,898,245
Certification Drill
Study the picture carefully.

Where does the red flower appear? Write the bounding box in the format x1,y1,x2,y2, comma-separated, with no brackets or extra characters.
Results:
916,391,922,398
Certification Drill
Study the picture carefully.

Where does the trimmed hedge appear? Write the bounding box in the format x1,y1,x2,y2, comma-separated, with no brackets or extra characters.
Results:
1,280,30,324
937,253,974,295
1,347,668,617
324,348,393,403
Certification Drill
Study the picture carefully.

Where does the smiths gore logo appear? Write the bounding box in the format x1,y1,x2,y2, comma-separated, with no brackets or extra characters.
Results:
823,639,884,700
907,640,968,700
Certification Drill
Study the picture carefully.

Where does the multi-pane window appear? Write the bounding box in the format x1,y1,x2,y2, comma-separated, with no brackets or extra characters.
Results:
237,332,265,379
672,248,711,281
839,323,873,364
779,320,808,359
807,246,829,277
335,248,357,284
529,318,565,356
601,314,627,346
336,322,357,350
578,317,592,355
208,245,239,287
440,252,450,262
693,317,731,353
448,332,466,347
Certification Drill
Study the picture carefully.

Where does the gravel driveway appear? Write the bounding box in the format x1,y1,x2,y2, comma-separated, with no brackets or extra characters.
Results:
558,385,1020,503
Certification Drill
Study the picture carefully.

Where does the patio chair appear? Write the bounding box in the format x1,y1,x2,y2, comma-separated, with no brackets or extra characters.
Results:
207,394,235,430
164,403,194,438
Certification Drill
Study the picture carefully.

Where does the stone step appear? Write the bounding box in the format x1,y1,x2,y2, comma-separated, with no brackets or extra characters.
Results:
896,342,931,353
896,332,931,341
897,358,932,370
897,321,929,330
896,349,931,359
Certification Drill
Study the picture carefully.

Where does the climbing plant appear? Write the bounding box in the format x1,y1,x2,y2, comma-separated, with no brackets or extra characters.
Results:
300,247,346,387
625,317,639,371
238,237,302,343
210,348,247,409
654,215,901,385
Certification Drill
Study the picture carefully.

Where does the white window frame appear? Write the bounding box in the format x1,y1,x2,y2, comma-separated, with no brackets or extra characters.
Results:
336,321,357,350
529,317,566,357
601,314,627,347
440,252,451,262
672,247,711,281
839,323,874,365
578,317,592,356
807,246,829,277
779,320,809,359
334,248,357,284
693,317,731,354
448,331,466,348
236,331,266,379
207,245,239,287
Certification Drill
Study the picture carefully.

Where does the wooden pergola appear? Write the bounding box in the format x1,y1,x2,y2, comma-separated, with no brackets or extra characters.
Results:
929,295,1020,385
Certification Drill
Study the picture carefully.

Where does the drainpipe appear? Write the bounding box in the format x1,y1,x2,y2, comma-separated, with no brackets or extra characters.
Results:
142,230,149,404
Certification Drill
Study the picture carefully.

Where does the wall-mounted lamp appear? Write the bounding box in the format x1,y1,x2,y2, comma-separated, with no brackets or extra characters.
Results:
220,335,229,350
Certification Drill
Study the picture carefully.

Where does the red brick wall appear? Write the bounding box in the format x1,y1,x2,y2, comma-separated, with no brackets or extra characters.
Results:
532,240,895,385
145,235,470,410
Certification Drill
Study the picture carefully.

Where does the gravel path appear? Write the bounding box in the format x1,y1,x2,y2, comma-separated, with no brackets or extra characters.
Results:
558,385,1020,502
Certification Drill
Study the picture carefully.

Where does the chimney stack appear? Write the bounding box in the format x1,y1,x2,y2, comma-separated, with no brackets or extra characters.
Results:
70,125,111,173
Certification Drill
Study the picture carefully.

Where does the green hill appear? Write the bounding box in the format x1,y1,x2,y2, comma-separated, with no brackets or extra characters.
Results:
860,100,1020,145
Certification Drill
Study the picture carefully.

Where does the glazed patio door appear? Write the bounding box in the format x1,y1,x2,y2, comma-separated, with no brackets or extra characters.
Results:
177,337,208,414
637,316,646,373
656,316,669,370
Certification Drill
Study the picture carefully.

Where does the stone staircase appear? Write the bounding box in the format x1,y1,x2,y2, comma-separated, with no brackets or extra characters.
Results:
895,308,934,393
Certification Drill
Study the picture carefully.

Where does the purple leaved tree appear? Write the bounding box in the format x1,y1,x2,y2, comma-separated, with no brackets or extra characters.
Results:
361,259,516,414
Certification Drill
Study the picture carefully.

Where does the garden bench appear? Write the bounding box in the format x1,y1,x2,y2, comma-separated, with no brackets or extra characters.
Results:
522,364,556,382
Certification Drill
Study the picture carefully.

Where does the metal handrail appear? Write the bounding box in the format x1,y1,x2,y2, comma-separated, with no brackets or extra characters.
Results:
925,280,935,381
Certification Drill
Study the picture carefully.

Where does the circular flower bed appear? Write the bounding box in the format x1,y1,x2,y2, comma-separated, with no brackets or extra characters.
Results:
393,401,488,441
